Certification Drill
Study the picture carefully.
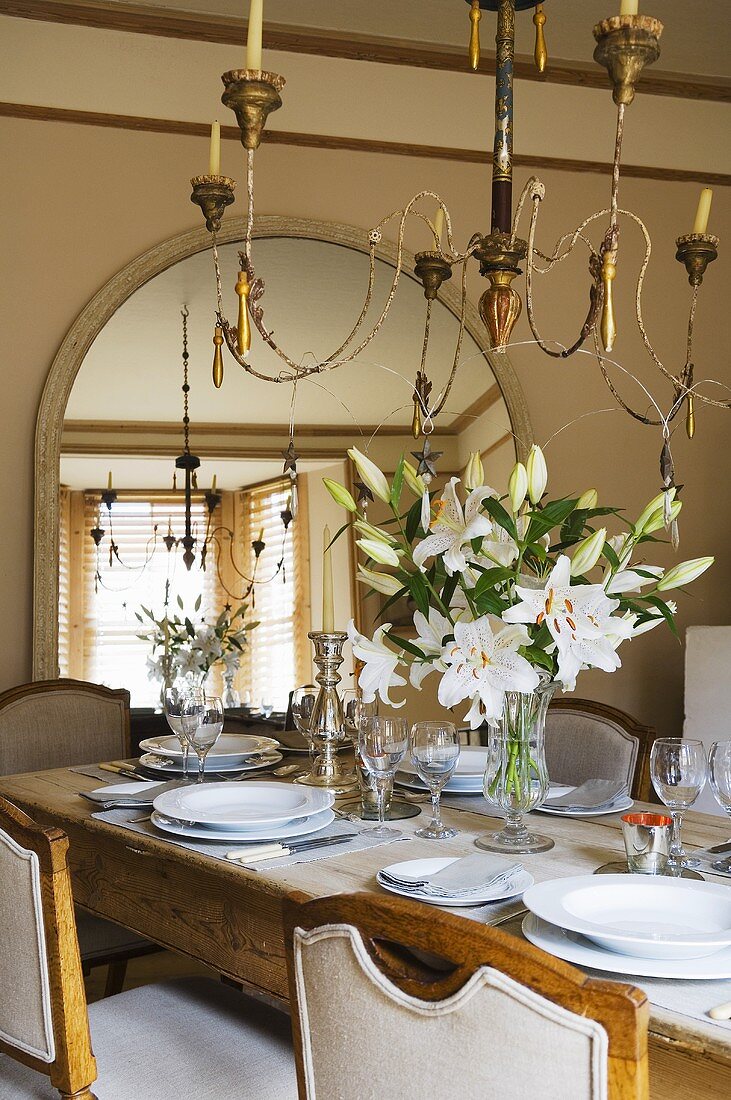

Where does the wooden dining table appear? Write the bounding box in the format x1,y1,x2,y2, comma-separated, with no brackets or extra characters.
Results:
1,763,729,1100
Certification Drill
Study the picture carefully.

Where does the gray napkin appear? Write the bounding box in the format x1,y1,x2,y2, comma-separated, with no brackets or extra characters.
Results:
543,779,628,811
380,853,522,898
80,780,183,806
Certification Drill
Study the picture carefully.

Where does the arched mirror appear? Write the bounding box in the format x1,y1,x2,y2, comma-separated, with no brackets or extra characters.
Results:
36,217,531,719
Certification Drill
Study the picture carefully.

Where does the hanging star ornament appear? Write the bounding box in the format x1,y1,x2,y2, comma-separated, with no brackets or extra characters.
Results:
411,437,443,480
282,441,299,474
354,480,374,509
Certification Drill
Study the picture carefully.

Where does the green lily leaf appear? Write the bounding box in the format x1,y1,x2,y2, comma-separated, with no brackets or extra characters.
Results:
480,497,518,541
405,496,424,543
385,631,426,660
390,456,405,511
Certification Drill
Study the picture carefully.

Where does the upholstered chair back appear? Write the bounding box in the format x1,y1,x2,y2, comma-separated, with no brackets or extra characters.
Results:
0,796,97,1096
284,893,649,1100
0,679,130,776
545,699,654,801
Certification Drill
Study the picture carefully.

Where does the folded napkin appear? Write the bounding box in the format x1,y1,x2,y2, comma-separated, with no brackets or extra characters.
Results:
81,780,181,806
543,779,628,811
380,853,522,898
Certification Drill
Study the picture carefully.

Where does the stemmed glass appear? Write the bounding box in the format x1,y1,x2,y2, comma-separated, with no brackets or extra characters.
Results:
358,716,409,839
342,690,380,810
709,740,731,823
180,695,224,784
291,684,318,776
260,698,274,719
650,737,707,875
410,721,460,840
163,684,201,781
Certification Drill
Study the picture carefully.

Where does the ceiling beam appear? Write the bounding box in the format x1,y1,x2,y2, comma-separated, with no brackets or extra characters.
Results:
3,0,729,104
3,102,729,187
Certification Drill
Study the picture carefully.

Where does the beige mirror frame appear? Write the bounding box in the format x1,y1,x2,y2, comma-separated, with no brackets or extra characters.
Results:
33,216,533,679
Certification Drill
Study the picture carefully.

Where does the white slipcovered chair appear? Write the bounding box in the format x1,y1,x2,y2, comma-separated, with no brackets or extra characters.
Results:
0,679,153,995
284,892,649,1100
545,698,655,802
0,795,298,1099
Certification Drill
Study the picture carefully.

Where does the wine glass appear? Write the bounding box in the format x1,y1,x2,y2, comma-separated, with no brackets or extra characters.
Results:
291,684,318,773
709,740,731,823
260,698,274,719
163,684,201,781
358,716,409,839
410,721,460,840
342,690,380,811
650,738,707,875
181,695,224,784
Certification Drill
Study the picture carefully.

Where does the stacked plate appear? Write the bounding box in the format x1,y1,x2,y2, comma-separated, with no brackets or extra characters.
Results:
151,781,335,842
377,855,533,907
536,781,633,817
139,733,282,777
395,746,488,796
522,875,731,979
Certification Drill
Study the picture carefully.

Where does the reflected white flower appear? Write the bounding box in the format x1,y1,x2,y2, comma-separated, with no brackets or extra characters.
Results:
438,615,539,728
347,619,406,709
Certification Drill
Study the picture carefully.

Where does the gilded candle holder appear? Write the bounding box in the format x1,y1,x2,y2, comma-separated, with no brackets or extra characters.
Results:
593,15,663,106
190,175,236,233
675,233,720,287
221,69,286,150
295,631,358,795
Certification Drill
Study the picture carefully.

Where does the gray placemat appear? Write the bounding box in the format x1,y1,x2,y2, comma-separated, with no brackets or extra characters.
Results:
71,765,129,784
90,807,411,869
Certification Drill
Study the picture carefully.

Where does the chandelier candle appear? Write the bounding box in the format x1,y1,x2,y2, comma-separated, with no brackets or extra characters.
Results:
693,188,713,235
619,1,639,14
246,0,264,70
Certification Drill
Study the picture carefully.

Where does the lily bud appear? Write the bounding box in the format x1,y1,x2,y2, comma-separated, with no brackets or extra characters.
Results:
570,527,606,576
347,446,391,504
526,445,548,505
643,498,682,535
402,460,426,497
356,538,402,567
635,488,676,534
353,519,397,545
508,462,528,513
656,556,714,591
464,451,485,492
323,478,356,512
356,565,403,597
576,488,598,511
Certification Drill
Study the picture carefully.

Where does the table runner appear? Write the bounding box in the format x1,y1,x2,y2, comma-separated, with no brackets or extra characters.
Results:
90,808,411,869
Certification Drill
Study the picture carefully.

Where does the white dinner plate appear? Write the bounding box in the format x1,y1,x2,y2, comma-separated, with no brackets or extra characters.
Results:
523,913,731,980
535,790,634,817
376,857,533,907
523,875,731,960
139,733,280,762
399,746,488,782
150,807,335,843
153,781,334,829
139,751,282,775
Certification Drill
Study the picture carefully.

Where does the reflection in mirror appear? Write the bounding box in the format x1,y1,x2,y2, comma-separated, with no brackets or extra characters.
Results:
58,229,527,722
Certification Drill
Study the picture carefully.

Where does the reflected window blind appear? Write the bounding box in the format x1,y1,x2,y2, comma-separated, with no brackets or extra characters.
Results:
239,480,309,711
82,493,223,706
58,486,71,678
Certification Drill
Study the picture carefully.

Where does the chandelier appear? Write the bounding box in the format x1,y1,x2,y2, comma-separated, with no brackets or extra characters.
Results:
188,0,725,504
90,307,294,602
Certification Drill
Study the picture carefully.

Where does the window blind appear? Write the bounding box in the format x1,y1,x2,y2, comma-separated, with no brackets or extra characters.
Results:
238,479,309,712
81,493,223,707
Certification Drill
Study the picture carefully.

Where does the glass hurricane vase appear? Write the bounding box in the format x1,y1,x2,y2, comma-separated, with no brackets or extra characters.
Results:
476,677,557,855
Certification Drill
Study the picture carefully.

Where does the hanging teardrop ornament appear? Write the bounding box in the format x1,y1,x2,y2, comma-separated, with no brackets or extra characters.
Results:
533,5,547,73
235,269,252,357
600,252,617,353
469,0,481,71
212,325,224,388
686,392,696,439
412,396,422,439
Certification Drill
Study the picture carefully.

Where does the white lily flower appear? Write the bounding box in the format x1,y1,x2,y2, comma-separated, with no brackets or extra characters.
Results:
347,619,406,708
438,615,540,728
356,565,403,597
413,478,493,576
606,533,633,571
175,647,205,679
409,607,452,690
508,462,528,513
606,564,663,595
347,447,391,504
353,519,398,545
481,525,519,567
420,489,432,533
657,556,714,591
576,488,598,510
503,555,625,690
403,460,426,497
356,538,401,567
464,452,485,491
570,528,606,577
526,445,548,505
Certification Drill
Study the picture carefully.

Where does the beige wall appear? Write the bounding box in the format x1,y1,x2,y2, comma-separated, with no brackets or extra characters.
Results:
2,112,729,736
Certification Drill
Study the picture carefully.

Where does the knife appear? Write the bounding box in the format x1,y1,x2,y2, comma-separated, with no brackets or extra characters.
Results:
225,833,358,862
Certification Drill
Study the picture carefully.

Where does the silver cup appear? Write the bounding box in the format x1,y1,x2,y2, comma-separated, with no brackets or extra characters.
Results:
621,812,673,874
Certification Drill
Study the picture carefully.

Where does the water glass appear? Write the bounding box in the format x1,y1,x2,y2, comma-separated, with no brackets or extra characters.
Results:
411,721,460,840
342,690,383,814
709,740,731,821
163,684,201,780
181,695,224,783
650,737,706,874
621,812,672,874
358,716,409,839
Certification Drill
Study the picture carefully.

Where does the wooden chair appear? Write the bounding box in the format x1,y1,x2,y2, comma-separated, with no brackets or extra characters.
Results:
283,891,649,1100
0,679,152,996
546,698,656,802
0,796,297,1100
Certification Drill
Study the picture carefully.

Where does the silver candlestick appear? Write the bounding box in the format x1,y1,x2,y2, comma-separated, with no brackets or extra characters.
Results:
295,631,358,794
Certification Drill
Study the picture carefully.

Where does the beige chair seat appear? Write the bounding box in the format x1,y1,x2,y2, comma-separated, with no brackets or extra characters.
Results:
0,977,298,1099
